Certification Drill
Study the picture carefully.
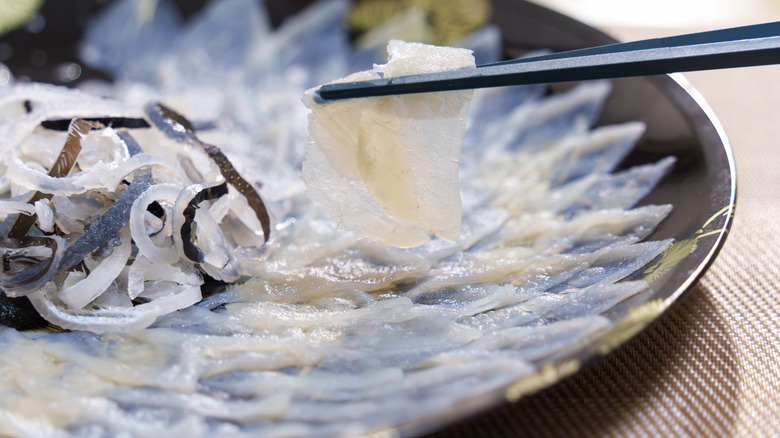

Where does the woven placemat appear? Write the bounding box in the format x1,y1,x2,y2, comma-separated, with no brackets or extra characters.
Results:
429,42,780,438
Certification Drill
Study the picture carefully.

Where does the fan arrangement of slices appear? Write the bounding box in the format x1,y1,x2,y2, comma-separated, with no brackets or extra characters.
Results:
0,0,676,436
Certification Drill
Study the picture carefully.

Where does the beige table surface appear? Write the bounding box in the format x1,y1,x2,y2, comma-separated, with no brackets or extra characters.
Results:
430,26,780,438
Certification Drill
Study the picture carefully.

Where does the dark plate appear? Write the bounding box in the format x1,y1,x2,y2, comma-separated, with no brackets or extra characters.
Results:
0,0,735,436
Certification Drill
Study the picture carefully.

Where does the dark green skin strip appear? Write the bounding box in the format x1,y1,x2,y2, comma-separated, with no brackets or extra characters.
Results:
8,119,98,239
0,236,61,329
181,182,229,263
145,102,272,242
0,236,58,290
40,117,150,131
0,293,49,330
199,142,271,242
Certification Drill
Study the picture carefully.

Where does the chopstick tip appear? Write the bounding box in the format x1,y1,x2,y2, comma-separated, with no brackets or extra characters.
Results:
312,89,328,105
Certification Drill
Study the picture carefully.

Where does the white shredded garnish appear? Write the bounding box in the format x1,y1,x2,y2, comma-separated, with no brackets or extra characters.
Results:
33,198,54,233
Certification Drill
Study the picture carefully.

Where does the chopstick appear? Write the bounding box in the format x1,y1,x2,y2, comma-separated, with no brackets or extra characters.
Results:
315,21,780,102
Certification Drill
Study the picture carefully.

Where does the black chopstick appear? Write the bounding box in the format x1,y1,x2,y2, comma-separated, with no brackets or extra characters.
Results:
480,21,780,67
316,21,780,102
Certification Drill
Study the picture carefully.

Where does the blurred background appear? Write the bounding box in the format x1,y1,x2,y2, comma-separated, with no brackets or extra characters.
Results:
3,0,780,88
536,0,780,29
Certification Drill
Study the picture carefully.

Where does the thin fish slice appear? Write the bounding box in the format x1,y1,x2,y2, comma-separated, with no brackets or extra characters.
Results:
303,40,475,248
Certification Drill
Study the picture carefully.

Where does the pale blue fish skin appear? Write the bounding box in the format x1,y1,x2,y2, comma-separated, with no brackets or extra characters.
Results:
559,204,674,255
546,239,672,293
80,0,182,81
549,122,645,186
269,1,352,87
464,316,611,361
478,81,612,155
514,81,613,152
169,0,271,83
558,156,676,217
459,25,504,66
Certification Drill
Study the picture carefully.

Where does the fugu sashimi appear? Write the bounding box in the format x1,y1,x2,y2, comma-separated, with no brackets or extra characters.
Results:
303,40,475,248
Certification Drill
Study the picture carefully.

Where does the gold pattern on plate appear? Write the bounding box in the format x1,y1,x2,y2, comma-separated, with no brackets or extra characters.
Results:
505,359,581,402
640,204,732,285
596,298,667,355
503,203,733,402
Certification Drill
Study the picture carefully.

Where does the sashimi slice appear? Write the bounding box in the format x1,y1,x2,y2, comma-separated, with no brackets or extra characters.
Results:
303,40,475,248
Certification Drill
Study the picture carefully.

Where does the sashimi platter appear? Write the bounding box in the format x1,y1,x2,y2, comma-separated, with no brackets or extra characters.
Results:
0,0,735,436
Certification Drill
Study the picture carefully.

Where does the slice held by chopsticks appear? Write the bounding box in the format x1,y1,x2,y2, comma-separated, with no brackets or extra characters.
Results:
303,40,476,249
